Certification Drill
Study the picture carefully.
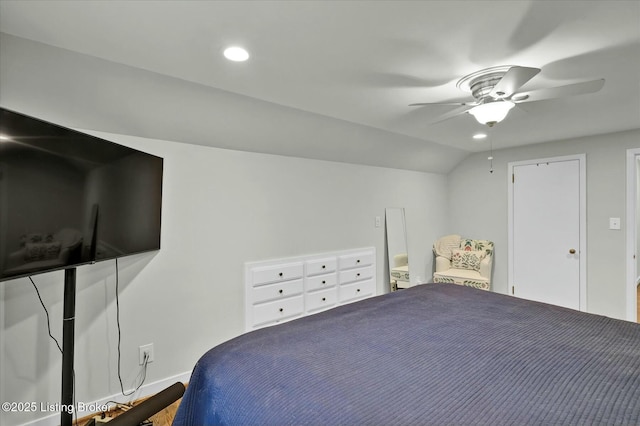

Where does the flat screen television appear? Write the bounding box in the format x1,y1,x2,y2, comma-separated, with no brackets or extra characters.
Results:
0,108,163,282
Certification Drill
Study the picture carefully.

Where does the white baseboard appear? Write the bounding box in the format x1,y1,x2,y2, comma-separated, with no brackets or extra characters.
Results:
21,370,192,426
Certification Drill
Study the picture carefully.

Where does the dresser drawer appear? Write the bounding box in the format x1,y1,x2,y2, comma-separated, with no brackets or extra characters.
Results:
251,262,303,286
338,251,374,270
339,265,374,284
250,279,303,304
305,287,338,314
305,272,337,292
305,257,337,276
252,295,304,327
339,279,375,303
245,248,376,331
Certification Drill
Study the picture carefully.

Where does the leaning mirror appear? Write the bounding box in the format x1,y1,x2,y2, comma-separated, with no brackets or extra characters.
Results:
385,208,409,291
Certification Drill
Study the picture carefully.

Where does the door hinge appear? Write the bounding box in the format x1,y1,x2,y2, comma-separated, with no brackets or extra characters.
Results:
512,173,515,183
512,286,515,295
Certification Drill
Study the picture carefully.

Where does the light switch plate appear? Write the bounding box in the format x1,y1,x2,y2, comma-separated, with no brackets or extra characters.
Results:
609,217,621,230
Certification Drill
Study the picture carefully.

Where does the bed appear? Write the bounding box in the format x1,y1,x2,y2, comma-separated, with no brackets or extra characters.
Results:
173,283,640,425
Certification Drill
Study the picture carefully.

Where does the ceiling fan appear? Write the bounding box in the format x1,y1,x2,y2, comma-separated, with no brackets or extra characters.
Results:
410,65,605,127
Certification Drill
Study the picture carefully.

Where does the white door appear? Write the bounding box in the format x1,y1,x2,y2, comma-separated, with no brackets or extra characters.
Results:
510,157,584,310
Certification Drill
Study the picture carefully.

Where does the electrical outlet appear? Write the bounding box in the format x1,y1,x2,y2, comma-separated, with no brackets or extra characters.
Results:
139,343,154,365
609,217,621,230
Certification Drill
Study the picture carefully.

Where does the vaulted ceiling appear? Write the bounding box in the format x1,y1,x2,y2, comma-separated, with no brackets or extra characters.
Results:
1,1,639,173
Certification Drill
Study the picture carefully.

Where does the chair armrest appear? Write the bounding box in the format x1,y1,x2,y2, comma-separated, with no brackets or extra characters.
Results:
479,256,493,280
393,253,408,267
435,256,451,272
57,247,71,263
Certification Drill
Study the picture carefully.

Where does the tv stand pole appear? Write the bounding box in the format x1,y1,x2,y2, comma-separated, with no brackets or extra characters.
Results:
61,267,76,426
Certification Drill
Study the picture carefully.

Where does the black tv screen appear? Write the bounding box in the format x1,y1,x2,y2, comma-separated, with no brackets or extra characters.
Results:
0,108,163,281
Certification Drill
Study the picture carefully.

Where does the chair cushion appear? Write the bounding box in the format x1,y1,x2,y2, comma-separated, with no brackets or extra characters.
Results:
20,233,54,247
391,265,410,282
433,268,488,282
24,242,62,262
460,239,494,256
451,249,485,271
433,268,490,291
433,234,461,260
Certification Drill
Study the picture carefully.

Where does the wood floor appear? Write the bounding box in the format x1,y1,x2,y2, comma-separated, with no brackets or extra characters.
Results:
78,391,183,426
146,397,181,426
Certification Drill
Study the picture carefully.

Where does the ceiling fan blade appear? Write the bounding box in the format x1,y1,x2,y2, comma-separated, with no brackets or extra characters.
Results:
489,66,541,99
428,105,473,124
513,78,605,103
409,101,475,107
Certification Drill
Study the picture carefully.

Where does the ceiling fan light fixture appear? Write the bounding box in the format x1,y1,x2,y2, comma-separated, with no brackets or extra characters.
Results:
469,101,515,126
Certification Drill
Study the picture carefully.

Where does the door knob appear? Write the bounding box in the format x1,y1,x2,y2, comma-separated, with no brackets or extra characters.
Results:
569,249,576,254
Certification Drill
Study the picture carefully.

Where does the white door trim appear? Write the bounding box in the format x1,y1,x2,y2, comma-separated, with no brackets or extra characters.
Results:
508,154,587,310
625,148,640,322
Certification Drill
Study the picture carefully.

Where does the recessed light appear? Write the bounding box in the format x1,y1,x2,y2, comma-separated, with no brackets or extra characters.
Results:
0,134,9,141
223,46,249,62
473,133,487,140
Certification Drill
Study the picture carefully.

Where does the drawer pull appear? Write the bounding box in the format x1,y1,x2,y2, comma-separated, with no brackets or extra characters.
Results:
322,265,326,269
357,289,361,292
279,272,283,277
279,289,283,294
356,259,361,264
322,280,326,284
279,308,284,312
357,273,360,277
322,297,326,301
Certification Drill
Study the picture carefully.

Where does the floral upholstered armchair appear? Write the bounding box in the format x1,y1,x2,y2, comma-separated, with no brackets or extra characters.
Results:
432,234,494,291
390,253,410,290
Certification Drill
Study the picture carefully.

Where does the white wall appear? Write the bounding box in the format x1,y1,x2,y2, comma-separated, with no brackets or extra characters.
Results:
1,132,448,426
448,129,640,319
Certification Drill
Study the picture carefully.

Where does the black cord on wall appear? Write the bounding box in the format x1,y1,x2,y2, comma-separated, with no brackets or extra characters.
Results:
30,276,63,353
30,276,77,425
115,258,149,398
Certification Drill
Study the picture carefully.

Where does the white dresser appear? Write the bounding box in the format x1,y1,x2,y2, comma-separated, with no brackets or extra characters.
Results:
245,247,376,331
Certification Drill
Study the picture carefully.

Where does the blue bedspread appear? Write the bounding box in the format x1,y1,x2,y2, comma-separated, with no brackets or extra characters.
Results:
173,284,640,425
